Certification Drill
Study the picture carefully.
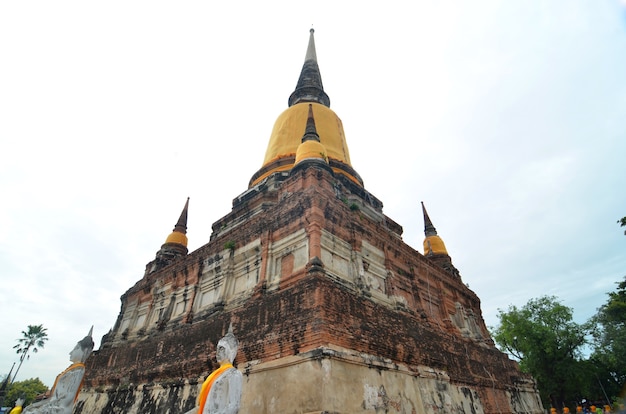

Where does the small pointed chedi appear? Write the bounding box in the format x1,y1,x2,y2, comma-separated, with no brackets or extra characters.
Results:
146,197,190,274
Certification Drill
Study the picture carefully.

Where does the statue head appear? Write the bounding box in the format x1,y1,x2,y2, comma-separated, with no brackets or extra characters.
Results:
15,397,24,407
216,326,239,365
70,326,95,363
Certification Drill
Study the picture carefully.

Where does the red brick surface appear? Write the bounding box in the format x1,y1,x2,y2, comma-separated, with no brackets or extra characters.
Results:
84,164,536,413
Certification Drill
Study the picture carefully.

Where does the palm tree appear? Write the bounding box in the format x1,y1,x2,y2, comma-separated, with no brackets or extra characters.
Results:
12,324,49,383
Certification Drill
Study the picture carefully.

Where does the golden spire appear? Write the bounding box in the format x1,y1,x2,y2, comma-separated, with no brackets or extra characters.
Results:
249,30,362,188
294,104,330,166
164,197,189,249
421,202,449,256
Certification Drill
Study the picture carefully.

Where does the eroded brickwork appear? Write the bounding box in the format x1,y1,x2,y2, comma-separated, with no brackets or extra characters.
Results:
80,164,543,413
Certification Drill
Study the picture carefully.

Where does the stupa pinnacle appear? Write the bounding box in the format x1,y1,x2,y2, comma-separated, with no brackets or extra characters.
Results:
250,29,362,187
422,201,449,256
147,197,189,273
288,28,330,107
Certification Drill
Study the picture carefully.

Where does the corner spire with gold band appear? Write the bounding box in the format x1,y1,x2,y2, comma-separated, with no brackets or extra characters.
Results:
421,202,461,278
147,198,190,273
249,29,363,187
293,103,330,167
422,201,449,256
164,197,189,250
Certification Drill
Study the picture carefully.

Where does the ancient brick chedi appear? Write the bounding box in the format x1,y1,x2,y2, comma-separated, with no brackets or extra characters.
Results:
77,30,544,414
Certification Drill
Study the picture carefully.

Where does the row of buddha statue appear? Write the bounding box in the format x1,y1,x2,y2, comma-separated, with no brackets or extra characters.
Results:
10,327,242,414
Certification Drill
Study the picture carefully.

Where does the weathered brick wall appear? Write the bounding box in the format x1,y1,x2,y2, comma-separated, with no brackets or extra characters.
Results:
83,272,538,413
86,272,524,390
82,164,540,413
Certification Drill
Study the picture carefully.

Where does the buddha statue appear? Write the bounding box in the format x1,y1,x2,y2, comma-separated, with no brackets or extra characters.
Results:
9,397,24,414
186,327,243,414
23,327,94,414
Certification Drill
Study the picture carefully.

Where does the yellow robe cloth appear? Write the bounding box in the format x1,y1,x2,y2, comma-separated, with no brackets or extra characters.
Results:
197,363,233,414
49,362,85,403
9,407,22,414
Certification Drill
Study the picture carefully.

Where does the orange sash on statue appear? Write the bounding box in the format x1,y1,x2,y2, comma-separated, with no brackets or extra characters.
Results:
197,363,233,414
49,362,85,403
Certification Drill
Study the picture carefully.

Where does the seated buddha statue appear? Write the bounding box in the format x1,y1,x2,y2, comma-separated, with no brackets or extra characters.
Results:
23,327,94,414
186,327,243,414
9,397,24,414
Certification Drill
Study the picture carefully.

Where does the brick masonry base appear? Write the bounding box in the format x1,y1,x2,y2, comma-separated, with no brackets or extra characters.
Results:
76,345,543,414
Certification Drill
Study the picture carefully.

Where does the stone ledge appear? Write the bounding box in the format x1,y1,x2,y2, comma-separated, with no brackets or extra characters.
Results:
243,344,428,377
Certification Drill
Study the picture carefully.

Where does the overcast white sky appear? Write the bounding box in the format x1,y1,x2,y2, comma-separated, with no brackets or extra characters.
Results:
1,1,625,388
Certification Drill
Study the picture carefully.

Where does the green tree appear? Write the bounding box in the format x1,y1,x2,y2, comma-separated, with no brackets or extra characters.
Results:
492,296,589,409
0,372,11,407
619,216,626,235
12,325,49,383
4,378,48,407
589,276,626,403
